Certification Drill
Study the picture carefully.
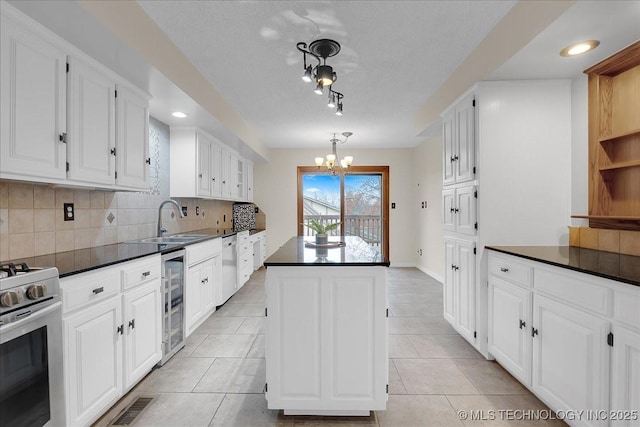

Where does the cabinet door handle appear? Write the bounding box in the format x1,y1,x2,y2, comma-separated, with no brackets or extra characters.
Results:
110,147,116,156
199,173,203,178
129,319,135,329
519,319,526,329
500,267,509,273
92,287,104,295
145,158,151,165
59,133,67,143
222,180,226,184
201,277,209,284
454,208,459,213
117,324,124,335
531,327,538,337
453,155,459,161
212,177,215,181
142,271,151,277
450,207,455,213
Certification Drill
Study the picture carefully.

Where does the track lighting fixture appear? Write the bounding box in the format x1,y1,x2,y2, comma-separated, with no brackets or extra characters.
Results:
314,132,354,175
297,39,346,115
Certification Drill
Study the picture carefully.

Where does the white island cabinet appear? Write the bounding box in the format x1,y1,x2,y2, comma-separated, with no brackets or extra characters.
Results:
264,236,389,416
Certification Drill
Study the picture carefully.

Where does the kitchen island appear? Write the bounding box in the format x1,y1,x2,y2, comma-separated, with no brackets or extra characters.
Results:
263,236,390,416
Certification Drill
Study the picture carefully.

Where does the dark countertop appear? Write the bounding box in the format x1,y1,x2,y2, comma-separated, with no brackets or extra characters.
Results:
264,236,389,267
486,246,640,287
4,228,265,278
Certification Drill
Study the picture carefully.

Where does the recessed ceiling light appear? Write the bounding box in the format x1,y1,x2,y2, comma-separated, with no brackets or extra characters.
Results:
172,111,187,118
559,40,600,57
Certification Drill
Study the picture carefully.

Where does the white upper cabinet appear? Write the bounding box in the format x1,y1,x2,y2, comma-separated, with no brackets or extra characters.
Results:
1,3,150,191
115,83,150,190
0,9,67,181
67,56,116,186
442,93,475,185
246,160,254,202
196,131,213,197
171,127,251,201
211,143,222,198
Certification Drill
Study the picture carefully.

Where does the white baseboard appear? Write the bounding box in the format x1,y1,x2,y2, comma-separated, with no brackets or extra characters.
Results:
389,262,416,268
416,265,443,284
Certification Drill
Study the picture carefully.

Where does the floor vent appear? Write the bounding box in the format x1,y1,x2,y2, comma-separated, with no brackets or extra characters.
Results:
110,397,154,426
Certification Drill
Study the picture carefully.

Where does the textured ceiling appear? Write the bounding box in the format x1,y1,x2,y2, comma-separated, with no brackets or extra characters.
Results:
138,1,516,149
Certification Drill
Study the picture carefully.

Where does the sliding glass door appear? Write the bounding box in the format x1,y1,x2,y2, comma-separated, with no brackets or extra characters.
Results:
297,166,389,259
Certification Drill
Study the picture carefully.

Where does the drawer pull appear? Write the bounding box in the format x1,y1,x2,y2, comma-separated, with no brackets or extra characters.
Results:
142,271,151,277
500,267,509,273
92,287,104,295
519,319,526,329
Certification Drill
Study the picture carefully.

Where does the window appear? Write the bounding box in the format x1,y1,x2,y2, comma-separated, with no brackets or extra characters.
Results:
297,166,389,259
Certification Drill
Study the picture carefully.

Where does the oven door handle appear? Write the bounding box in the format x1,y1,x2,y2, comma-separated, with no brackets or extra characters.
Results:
0,300,62,339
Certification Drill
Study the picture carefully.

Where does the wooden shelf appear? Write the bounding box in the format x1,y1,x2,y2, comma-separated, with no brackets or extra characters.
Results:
572,215,640,220
599,128,640,144
599,160,640,172
572,215,640,231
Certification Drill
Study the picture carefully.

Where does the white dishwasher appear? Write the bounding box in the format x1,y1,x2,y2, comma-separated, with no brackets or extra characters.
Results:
219,234,237,305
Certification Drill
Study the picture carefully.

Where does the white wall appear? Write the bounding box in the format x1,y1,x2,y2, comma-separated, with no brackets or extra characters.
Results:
414,138,444,282
254,148,416,265
571,75,589,223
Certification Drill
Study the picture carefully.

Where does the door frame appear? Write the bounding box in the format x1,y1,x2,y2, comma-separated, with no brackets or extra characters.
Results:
297,166,390,260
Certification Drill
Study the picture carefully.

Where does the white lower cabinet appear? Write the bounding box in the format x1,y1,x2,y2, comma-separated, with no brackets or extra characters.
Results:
122,280,162,389
443,237,476,344
186,258,217,334
237,231,252,288
610,325,640,427
531,294,609,426
61,255,161,426
488,277,531,385
63,296,122,427
185,238,221,336
488,251,639,427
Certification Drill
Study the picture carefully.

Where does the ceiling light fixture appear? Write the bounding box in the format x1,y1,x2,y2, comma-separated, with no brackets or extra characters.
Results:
559,40,600,57
315,132,353,175
172,111,187,118
297,39,346,115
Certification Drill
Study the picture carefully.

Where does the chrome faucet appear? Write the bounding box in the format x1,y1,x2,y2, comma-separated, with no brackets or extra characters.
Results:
157,199,185,237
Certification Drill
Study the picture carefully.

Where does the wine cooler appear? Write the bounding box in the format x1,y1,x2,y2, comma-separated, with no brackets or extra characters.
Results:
159,250,186,365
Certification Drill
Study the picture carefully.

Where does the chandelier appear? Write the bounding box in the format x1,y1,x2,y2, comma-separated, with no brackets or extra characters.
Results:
315,132,353,175
297,39,345,116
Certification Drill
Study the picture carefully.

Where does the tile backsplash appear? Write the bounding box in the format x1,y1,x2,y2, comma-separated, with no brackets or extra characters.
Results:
0,180,234,261
568,226,640,257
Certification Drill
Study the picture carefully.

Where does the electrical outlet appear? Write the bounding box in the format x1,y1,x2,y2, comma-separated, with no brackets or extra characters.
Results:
391,202,396,209
195,206,200,216
181,206,187,216
63,203,74,221
421,202,424,209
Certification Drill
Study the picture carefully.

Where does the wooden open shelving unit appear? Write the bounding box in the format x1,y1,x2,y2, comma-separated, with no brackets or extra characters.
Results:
584,40,640,231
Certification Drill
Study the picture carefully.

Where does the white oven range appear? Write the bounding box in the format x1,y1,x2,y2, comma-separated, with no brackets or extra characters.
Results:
0,263,64,427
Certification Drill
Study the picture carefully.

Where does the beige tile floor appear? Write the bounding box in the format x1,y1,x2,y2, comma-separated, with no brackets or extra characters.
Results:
96,267,565,427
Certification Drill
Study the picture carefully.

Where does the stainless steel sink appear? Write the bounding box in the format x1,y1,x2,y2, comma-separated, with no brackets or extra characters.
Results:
127,234,209,244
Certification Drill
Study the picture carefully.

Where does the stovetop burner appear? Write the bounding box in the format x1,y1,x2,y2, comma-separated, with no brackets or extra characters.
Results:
0,262,35,278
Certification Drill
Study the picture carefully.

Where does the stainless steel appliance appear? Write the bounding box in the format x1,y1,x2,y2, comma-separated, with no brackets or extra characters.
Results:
219,235,237,305
0,263,64,427
159,251,186,365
